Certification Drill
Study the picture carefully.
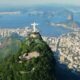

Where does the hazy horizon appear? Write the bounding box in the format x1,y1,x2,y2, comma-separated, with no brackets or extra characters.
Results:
0,0,80,7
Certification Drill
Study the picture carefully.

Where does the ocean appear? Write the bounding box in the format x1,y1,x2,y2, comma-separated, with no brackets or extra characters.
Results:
0,6,80,37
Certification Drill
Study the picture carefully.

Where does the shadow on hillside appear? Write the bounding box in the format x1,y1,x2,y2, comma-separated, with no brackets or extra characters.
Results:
55,62,80,80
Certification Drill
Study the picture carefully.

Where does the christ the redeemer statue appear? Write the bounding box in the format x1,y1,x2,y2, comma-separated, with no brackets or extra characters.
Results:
31,22,38,32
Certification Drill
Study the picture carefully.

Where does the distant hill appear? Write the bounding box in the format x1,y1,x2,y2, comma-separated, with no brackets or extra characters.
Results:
0,33,23,62
0,32,56,80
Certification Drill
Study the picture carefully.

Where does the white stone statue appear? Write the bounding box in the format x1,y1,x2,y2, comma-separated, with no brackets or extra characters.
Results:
31,22,38,32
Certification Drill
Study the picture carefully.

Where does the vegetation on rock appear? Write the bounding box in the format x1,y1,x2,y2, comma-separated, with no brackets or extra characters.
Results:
0,32,56,80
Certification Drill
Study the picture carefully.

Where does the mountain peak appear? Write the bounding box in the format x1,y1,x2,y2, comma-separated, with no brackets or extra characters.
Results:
29,32,42,39
0,31,56,80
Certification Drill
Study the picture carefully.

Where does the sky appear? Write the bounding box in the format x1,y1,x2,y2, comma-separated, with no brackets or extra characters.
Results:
0,0,80,7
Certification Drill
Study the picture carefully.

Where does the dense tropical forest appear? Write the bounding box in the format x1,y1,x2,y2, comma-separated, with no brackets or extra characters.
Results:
0,32,56,80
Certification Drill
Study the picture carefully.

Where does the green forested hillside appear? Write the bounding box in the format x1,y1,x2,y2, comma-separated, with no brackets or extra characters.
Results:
0,32,56,80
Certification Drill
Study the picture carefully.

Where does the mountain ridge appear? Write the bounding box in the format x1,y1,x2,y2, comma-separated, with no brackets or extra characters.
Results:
0,32,56,80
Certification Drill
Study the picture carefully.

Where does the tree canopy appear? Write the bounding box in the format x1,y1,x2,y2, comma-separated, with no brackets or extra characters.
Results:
0,32,56,80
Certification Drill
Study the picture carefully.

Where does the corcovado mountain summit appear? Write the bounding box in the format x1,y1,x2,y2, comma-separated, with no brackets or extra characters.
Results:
0,24,56,80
